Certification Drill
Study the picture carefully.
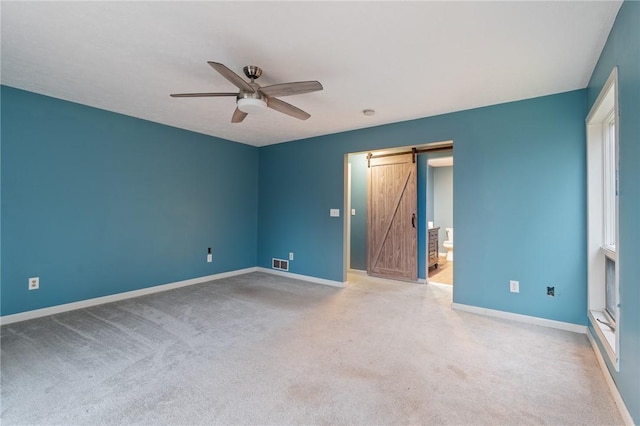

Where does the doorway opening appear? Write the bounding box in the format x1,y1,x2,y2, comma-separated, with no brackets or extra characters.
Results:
344,141,453,284
427,155,454,285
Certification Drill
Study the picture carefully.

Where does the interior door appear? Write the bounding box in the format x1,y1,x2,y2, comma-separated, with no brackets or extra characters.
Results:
367,153,417,281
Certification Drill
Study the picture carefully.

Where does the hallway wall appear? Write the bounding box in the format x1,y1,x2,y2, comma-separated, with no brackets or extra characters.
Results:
433,166,453,253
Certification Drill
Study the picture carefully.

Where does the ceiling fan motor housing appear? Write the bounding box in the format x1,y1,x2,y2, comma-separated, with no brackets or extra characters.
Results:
237,82,267,113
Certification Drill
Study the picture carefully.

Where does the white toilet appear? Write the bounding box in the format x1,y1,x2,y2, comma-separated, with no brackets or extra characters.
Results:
443,227,454,261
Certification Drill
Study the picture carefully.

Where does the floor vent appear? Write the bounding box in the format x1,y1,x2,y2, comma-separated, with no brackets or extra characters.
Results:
272,258,289,271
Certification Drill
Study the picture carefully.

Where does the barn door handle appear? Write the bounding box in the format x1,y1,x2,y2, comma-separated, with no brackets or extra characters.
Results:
411,213,416,228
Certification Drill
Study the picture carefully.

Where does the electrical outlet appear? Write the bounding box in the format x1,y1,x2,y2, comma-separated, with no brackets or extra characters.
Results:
207,247,212,263
29,277,39,291
289,252,294,261
547,286,555,297
509,280,519,293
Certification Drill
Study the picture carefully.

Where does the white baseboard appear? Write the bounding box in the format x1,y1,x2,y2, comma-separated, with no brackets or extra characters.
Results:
347,269,367,275
587,329,635,426
0,267,258,326
257,267,345,288
428,281,452,288
451,303,587,334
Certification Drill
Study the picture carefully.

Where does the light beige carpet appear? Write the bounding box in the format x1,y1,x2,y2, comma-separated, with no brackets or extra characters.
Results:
1,272,623,425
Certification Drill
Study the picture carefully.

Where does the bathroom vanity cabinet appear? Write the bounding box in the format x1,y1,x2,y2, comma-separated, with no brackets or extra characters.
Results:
428,227,439,269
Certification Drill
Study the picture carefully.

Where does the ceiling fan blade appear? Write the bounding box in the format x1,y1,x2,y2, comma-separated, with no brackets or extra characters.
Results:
208,62,255,93
267,97,311,120
170,92,237,97
231,107,248,123
260,81,323,97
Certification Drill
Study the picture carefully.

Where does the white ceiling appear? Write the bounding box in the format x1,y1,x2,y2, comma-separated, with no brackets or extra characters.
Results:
1,1,621,147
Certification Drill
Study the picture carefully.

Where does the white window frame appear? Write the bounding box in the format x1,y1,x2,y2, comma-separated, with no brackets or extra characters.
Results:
602,110,616,252
586,67,620,371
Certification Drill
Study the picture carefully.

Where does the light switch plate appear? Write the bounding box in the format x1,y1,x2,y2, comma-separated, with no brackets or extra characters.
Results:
351,209,356,216
330,209,340,217
29,277,39,290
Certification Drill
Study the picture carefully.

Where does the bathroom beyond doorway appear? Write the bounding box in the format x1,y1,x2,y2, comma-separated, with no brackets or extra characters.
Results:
427,155,454,285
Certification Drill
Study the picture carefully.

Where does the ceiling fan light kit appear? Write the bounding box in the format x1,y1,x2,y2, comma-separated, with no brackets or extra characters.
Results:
171,62,323,123
237,98,267,114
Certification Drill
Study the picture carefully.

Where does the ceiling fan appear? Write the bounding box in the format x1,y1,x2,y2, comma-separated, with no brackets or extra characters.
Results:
171,62,323,123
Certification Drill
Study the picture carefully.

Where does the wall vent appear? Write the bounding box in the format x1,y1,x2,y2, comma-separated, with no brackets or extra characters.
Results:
272,258,289,271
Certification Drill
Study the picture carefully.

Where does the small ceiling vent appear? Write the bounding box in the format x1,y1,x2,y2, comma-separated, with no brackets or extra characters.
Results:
272,258,289,272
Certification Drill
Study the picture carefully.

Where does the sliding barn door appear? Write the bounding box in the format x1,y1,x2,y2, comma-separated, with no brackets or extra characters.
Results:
367,153,417,281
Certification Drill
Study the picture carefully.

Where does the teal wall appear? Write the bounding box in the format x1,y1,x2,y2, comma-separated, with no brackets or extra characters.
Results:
586,1,640,422
348,153,368,271
427,165,434,223
1,86,259,316
2,88,591,328
259,89,588,326
433,166,453,253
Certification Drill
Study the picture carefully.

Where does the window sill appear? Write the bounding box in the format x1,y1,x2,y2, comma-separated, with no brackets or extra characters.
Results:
589,310,619,371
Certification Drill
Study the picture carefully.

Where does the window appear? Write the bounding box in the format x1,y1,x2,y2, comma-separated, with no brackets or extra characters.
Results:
602,109,617,325
586,68,619,370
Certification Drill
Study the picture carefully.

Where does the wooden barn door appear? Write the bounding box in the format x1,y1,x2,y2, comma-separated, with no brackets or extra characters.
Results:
367,153,417,281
